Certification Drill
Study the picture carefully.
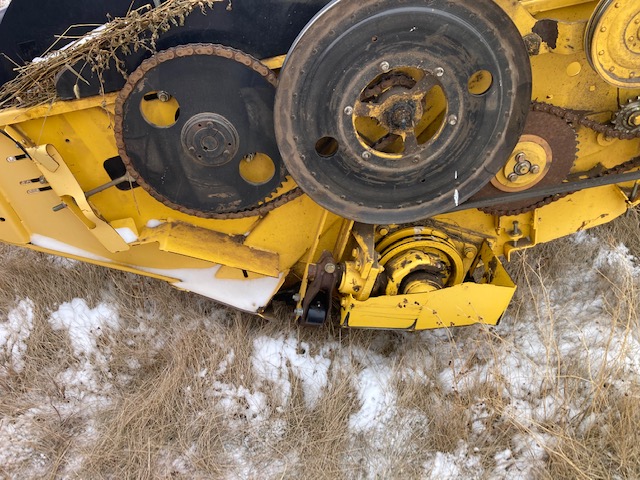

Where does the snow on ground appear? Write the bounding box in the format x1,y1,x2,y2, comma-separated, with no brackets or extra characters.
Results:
0,230,639,477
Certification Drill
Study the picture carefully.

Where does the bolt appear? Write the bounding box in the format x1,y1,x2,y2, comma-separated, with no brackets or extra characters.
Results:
435,67,445,77
6,156,16,162
294,308,304,317
530,164,540,174
515,152,526,162
511,221,522,237
292,293,301,302
377,226,390,236
380,61,390,72
362,151,372,160
447,114,458,125
324,263,337,274
344,106,354,115
157,91,170,102
464,247,476,259
507,172,519,182
514,160,532,175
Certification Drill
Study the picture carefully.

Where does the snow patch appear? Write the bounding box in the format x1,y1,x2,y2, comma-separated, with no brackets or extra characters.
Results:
142,265,284,312
30,234,111,263
0,299,34,372
252,335,331,409
115,227,138,244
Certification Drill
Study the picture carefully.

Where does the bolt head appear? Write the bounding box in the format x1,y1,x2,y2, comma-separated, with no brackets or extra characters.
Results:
324,263,337,274
294,308,304,317
344,106,354,116
292,293,301,302
380,61,390,72
157,91,170,102
530,164,540,174
507,173,519,182
514,160,532,175
435,67,445,77
362,151,372,160
447,114,458,125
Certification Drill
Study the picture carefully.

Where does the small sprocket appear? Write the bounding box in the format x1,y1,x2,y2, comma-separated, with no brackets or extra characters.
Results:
613,97,640,135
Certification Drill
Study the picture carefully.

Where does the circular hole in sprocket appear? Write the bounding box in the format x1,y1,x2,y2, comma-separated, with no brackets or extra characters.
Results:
239,153,276,186
140,91,180,128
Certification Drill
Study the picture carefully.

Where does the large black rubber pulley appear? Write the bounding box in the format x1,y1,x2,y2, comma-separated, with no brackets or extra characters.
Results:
275,0,532,224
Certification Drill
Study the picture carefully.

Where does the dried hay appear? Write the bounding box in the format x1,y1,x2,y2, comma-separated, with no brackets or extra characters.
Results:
0,0,225,108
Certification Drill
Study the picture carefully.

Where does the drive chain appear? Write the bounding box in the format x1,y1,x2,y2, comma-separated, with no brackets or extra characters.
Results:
481,101,640,216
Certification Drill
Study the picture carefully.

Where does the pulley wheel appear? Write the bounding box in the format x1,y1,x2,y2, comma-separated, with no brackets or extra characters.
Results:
585,0,640,88
275,0,531,224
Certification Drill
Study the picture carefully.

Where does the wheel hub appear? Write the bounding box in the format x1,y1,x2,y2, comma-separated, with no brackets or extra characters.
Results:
181,113,239,167
585,0,640,88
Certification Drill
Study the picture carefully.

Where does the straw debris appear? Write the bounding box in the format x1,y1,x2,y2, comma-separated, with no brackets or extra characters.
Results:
0,0,224,108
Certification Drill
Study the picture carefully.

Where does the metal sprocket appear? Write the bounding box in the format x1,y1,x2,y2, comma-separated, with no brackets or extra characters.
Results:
469,110,577,216
613,97,640,134
114,44,289,219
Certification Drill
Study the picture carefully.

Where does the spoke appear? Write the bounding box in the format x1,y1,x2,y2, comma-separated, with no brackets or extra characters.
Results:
353,101,380,118
371,133,398,151
410,74,438,99
402,132,419,155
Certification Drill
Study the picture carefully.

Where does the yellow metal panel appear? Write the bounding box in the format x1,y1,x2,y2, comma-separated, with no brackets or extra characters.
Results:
340,283,515,330
340,242,516,330
521,0,596,15
138,221,281,277
0,94,116,126
244,195,341,270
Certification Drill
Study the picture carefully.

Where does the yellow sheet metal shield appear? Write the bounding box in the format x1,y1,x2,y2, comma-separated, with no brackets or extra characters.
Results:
340,243,516,330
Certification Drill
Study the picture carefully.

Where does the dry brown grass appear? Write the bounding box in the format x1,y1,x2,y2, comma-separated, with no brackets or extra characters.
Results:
1,211,640,478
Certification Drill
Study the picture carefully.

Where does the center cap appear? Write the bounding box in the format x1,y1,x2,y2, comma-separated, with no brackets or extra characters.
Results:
181,112,240,167
386,102,416,131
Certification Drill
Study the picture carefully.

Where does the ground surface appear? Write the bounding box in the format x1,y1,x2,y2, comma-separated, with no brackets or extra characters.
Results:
1,214,640,479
